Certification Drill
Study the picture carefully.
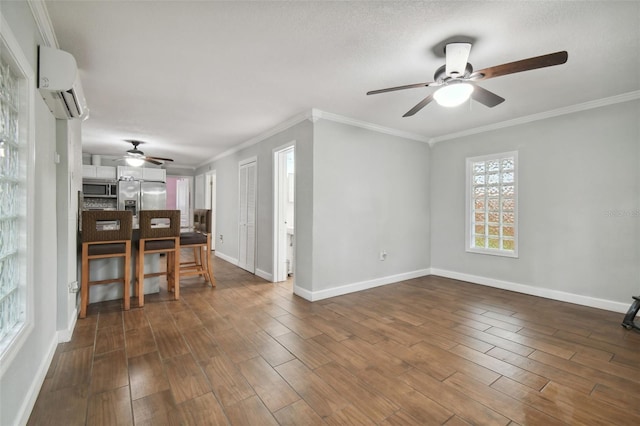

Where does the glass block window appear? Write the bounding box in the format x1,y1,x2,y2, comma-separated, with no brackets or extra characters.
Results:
0,47,21,347
466,152,518,257
0,17,33,368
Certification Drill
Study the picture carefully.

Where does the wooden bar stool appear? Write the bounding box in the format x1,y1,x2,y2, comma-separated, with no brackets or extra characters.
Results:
179,209,215,285
135,210,181,307
80,210,133,319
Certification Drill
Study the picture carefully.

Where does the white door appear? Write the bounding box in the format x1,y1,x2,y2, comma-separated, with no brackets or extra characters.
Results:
238,160,257,273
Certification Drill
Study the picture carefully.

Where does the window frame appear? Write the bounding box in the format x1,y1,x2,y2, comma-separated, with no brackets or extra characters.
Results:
465,151,519,258
0,13,36,377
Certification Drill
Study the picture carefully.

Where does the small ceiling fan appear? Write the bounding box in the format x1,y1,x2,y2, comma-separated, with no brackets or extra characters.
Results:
124,140,174,166
367,43,568,117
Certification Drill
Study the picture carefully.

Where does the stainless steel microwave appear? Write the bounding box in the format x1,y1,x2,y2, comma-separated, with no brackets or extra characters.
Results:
82,180,117,198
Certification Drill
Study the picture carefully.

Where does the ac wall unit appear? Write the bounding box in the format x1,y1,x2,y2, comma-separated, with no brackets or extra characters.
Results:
38,46,89,120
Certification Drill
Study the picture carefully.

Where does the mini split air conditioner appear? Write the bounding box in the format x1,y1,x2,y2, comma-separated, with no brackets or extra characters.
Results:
38,46,89,120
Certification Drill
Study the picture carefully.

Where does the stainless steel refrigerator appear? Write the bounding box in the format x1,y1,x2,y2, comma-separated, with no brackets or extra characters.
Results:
117,179,167,224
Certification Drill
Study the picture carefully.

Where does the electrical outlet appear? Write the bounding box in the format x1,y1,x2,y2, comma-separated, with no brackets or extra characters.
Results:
379,250,387,261
219,234,223,243
68,280,79,293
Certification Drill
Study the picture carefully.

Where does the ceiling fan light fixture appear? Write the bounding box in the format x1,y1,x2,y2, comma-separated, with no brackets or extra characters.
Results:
433,82,474,108
125,156,145,167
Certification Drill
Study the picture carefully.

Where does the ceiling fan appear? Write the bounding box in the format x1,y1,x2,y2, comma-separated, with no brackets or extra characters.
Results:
123,140,174,166
367,43,568,117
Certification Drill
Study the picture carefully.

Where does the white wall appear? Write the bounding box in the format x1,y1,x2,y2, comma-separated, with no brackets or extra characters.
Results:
291,121,314,292
308,120,431,298
430,100,640,308
0,2,78,424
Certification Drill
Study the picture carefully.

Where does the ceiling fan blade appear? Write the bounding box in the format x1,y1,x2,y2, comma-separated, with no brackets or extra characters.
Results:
403,94,434,117
143,158,163,166
367,82,434,95
471,85,505,107
445,42,471,78
145,155,174,162
473,51,568,80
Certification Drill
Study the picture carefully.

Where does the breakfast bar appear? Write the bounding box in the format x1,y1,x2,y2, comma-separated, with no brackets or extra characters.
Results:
78,207,182,310
78,228,165,305
78,209,212,313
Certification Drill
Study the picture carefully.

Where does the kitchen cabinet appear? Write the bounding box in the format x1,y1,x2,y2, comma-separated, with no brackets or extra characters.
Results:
142,167,166,182
117,166,143,180
117,166,166,182
82,165,117,179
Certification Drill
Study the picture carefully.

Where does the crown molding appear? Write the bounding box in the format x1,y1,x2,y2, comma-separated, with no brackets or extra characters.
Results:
310,109,431,143
430,90,640,145
28,0,58,48
197,110,312,168
307,112,321,123
197,108,430,169
164,163,196,172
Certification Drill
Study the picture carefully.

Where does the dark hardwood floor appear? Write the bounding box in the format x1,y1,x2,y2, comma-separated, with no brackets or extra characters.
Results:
28,254,640,425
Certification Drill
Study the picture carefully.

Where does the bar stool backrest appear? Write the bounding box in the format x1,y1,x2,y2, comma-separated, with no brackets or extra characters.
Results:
193,209,212,233
138,210,181,239
82,210,133,242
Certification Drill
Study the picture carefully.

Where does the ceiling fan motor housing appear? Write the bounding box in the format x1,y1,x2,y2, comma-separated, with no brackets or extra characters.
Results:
126,140,145,156
445,42,472,77
434,63,474,83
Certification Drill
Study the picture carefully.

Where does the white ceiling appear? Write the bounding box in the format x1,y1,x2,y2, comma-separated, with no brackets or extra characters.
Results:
44,1,640,169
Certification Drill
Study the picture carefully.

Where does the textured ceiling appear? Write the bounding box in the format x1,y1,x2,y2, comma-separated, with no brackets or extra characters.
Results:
44,1,640,169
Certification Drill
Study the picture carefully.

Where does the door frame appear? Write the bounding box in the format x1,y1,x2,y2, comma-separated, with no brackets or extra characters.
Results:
272,142,295,283
205,170,216,250
167,175,193,229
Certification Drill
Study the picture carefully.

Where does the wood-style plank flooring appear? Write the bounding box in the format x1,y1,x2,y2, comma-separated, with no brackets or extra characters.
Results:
28,254,640,425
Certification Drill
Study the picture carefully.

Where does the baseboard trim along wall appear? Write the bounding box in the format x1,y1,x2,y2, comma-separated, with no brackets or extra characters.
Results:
57,306,78,343
297,269,432,301
293,285,314,301
430,268,630,314
214,251,238,266
291,265,629,313
16,334,58,426
255,268,273,282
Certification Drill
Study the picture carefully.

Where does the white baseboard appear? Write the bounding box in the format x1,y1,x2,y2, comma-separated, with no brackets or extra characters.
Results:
293,285,314,301
58,306,78,343
214,252,271,282
292,266,629,313
215,251,238,265
216,251,629,313
300,269,431,302
430,268,630,313
255,268,273,282
16,333,58,426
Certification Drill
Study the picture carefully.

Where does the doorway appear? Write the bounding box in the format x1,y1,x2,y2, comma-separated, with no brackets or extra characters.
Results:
166,176,192,229
273,144,295,283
